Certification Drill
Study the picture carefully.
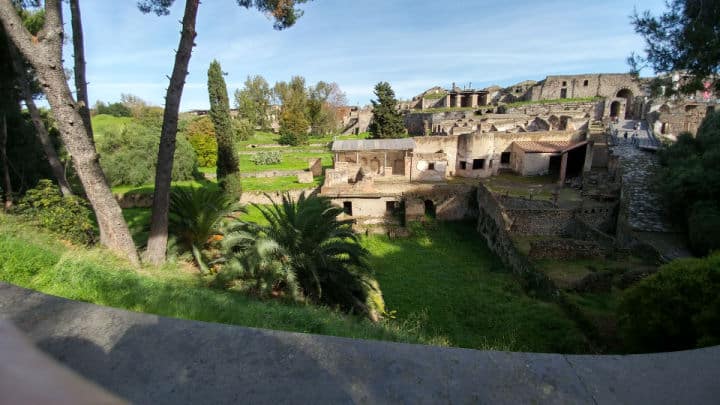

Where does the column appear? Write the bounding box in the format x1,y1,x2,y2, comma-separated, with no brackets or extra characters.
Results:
470,94,479,108
455,94,463,108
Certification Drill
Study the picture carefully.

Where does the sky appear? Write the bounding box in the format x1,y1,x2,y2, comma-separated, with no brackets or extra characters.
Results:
68,0,669,111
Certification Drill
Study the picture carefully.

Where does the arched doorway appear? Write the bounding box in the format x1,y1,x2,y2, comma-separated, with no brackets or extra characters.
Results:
610,101,621,118
616,89,634,119
424,200,436,219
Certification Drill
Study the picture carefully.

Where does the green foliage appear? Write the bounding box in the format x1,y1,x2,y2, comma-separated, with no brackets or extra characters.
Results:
278,109,309,145
369,82,406,139
234,75,272,130
232,117,254,141
168,186,240,272
0,215,440,346
220,172,243,199
365,222,589,352
94,101,132,117
14,180,96,245
97,122,198,186
630,0,720,93
307,81,346,136
250,150,282,165
220,192,377,318
656,110,720,254
688,201,720,256
617,254,720,352
276,76,310,145
184,116,218,167
208,60,240,181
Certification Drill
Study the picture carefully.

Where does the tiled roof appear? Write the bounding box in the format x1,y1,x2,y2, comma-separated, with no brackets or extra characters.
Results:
332,138,415,152
513,141,583,153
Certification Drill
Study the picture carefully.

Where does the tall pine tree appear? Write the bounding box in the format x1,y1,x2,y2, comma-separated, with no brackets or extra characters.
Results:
369,82,406,139
208,60,241,195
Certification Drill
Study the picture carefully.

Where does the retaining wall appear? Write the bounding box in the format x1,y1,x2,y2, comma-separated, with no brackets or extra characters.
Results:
2,282,718,404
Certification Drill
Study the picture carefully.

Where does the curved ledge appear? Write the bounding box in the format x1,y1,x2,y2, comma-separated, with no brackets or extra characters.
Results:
1,282,718,404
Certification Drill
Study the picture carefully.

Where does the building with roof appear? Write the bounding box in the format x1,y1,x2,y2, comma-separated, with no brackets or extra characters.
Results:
321,129,593,226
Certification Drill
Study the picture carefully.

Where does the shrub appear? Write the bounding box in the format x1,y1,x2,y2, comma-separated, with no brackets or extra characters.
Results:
14,180,96,245
232,117,253,141
617,254,720,352
184,116,218,167
97,122,198,186
95,101,132,117
168,186,240,272
249,150,282,165
218,192,380,319
688,201,720,256
220,172,243,199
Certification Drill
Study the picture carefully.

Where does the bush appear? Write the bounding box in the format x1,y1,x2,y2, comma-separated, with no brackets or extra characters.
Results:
688,201,720,256
14,180,96,245
95,101,132,117
232,117,253,141
168,186,239,272
220,172,243,199
98,122,198,186
249,151,282,165
184,116,218,167
617,254,720,352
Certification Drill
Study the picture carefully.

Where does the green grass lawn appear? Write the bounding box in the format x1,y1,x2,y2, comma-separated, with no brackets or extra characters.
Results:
91,114,132,141
363,222,588,353
0,214,440,345
238,151,333,172
112,174,321,197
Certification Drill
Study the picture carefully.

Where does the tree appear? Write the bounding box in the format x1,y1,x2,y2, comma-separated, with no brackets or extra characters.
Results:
307,81,346,136
656,110,720,255
2,6,72,198
276,76,309,145
369,82,406,139
630,0,720,94
143,0,309,265
0,0,140,264
208,59,241,192
234,74,272,130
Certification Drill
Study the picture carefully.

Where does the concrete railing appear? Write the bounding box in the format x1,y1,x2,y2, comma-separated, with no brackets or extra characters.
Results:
1,282,718,404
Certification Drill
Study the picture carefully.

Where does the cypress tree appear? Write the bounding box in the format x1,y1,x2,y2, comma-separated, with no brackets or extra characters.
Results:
207,60,241,194
369,82,406,139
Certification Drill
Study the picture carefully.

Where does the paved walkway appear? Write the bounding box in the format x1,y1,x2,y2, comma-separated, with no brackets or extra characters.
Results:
1,283,718,404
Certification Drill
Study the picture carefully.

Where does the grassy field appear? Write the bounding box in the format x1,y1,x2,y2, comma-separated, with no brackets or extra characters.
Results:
91,114,132,140
363,222,588,353
117,210,590,352
112,174,320,197
238,151,333,172
0,214,442,345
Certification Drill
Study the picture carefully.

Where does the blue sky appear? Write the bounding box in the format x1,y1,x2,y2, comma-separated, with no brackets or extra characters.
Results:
70,0,668,110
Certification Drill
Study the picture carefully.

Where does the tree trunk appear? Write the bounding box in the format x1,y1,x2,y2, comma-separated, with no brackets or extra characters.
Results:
144,0,199,265
7,43,73,197
0,0,139,265
68,0,92,139
0,114,12,210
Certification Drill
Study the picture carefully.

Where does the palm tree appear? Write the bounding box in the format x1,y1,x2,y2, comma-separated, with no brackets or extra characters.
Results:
168,186,241,273
221,191,373,315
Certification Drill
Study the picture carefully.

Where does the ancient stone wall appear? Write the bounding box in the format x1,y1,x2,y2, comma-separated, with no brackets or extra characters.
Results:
531,74,642,101
648,101,715,137
404,184,476,222
506,208,576,236
528,238,607,260
476,185,556,294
